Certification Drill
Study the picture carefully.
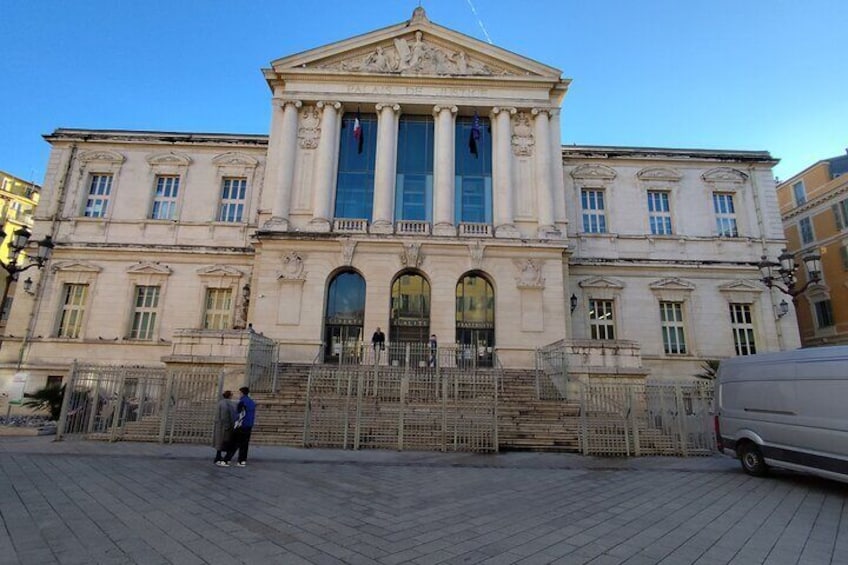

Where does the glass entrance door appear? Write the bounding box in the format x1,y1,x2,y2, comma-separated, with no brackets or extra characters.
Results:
455,273,495,367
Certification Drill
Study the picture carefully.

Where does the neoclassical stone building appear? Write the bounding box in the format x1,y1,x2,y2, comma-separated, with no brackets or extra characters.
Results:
0,8,797,397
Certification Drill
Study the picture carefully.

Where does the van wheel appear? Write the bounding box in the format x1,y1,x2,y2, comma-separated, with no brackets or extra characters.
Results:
739,443,767,477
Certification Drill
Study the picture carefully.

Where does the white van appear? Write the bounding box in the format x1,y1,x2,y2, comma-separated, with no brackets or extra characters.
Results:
715,346,848,483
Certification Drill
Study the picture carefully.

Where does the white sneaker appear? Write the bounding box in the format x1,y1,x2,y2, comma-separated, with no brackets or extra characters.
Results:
216,461,230,467
236,461,247,467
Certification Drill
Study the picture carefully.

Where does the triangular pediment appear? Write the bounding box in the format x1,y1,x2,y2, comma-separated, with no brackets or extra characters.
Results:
266,8,563,82
718,280,763,293
50,260,101,274
126,261,172,276
196,265,245,278
578,276,625,290
649,278,695,291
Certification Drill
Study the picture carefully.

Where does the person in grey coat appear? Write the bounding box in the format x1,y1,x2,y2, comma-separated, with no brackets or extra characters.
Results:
213,390,237,465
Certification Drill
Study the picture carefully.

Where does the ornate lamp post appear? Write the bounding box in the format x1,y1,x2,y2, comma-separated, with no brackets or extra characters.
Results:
757,248,822,303
0,227,54,319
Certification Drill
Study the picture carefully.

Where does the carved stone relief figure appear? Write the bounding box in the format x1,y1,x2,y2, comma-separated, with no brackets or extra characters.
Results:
297,106,321,150
469,241,485,268
341,240,357,266
400,242,423,268
278,251,306,280
514,258,545,288
511,112,535,156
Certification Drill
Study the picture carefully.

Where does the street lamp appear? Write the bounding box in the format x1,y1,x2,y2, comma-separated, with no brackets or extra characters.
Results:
757,248,821,300
0,227,54,318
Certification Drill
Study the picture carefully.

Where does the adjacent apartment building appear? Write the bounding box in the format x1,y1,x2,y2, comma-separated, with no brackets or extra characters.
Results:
776,150,848,346
0,8,798,398
0,171,40,329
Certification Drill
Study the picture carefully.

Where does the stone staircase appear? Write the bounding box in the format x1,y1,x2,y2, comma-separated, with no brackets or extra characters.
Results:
252,364,582,452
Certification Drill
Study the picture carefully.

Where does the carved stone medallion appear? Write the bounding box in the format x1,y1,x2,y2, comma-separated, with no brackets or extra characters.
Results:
297,106,321,150
511,112,535,156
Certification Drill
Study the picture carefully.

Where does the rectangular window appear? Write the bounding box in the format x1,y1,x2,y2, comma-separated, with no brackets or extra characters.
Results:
335,113,377,220
46,375,63,388
57,284,88,338
814,300,834,328
203,288,232,330
217,177,247,222
792,181,806,206
729,303,756,356
647,191,672,235
713,193,738,237
0,296,11,322
589,299,615,340
84,174,113,218
841,245,848,270
455,115,492,224
833,198,848,230
660,302,686,354
799,217,815,245
395,116,434,222
581,189,607,233
129,286,160,340
151,176,180,220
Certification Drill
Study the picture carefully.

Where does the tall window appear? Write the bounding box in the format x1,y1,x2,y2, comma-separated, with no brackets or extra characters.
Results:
455,116,492,224
151,175,180,220
390,272,431,343
647,191,672,235
589,299,615,340
395,116,434,222
203,288,232,330
84,174,113,218
814,300,834,328
659,302,686,354
729,303,756,356
57,284,88,338
799,217,814,245
792,181,806,206
581,189,607,233
218,178,246,222
833,198,848,230
335,113,377,220
713,193,738,237
129,286,160,340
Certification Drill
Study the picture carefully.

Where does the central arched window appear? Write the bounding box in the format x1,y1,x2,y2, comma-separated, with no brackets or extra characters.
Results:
395,116,434,222
335,112,377,220
456,272,495,367
324,270,366,362
389,271,430,343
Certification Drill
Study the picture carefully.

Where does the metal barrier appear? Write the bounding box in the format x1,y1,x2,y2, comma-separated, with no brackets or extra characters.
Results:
535,341,569,400
245,332,279,393
57,362,223,444
579,380,715,456
323,341,490,369
303,365,498,452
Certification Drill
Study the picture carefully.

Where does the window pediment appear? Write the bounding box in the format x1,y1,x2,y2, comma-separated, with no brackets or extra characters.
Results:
702,167,747,185
147,152,192,168
578,276,625,290
212,152,259,169
570,164,617,181
649,278,694,301
718,280,762,293
126,262,172,276
196,265,244,279
79,150,125,164
50,260,102,274
638,167,681,182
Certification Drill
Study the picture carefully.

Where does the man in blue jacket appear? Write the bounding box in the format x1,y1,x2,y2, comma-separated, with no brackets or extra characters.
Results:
224,386,256,467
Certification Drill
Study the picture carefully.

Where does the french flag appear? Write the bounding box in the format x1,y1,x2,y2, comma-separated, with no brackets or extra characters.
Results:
353,111,363,154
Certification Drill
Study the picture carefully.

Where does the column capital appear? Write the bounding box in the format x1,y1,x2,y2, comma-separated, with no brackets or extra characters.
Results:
491,106,517,116
375,103,401,113
317,101,342,111
432,105,458,117
531,107,552,117
273,99,302,109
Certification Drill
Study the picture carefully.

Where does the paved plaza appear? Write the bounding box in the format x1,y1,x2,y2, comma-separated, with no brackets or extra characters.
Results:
1,436,846,565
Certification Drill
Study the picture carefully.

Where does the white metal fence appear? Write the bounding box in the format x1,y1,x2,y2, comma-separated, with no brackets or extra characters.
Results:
304,366,499,452
579,380,715,456
57,363,225,444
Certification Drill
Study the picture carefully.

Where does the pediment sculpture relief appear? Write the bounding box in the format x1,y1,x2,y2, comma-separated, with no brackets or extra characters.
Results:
319,32,502,76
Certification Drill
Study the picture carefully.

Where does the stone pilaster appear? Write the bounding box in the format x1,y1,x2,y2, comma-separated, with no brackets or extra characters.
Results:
309,101,342,232
492,106,520,238
433,105,457,236
533,108,559,238
371,103,401,234
548,108,566,230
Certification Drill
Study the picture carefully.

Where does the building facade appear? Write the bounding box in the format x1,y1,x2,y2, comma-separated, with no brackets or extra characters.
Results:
0,170,41,329
776,150,848,346
0,8,798,400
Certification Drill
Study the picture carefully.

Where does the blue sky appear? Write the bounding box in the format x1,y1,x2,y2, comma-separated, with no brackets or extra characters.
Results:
2,0,846,184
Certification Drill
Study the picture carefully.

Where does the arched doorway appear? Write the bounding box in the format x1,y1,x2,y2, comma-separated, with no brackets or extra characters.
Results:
324,270,366,362
389,271,430,343
456,272,495,367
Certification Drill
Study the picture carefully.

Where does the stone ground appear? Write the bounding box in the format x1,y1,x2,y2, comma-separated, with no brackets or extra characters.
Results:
0,436,846,565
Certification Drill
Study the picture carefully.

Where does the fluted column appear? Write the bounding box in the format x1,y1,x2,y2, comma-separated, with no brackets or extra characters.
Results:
371,103,401,234
433,105,457,236
492,107,519,238
548,108,566,231
310,101,341,232
533,107,557,237
266,99,301,229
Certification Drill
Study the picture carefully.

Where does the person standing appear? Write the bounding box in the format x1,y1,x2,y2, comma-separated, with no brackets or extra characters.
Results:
213,390,237,466
224,386,256,467
371,327,386,363
428,334,438,367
